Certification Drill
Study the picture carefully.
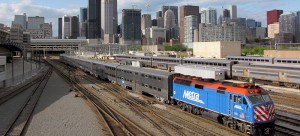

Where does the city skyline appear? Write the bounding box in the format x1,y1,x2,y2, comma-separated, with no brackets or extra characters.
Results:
1,0,299,36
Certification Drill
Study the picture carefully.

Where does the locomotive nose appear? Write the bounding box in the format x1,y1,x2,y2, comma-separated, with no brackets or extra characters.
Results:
254,104,275,122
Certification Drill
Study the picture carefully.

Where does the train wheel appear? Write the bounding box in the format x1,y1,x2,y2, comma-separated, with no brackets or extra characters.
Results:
292,84,300,89
181,103,187,111
187,105,193,113
170,99,176,105
217,116,223,124
192,107,199,115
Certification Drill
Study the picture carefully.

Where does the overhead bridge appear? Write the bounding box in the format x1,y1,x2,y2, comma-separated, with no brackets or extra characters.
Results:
30,39,88,52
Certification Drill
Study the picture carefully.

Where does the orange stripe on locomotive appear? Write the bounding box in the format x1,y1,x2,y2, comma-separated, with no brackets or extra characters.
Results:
173,75,267,95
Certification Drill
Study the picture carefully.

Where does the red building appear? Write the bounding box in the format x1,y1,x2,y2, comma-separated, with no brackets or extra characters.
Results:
267,9,283,26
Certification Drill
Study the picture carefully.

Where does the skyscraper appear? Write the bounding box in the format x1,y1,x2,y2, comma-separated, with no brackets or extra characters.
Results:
80,7,88,38
62,15,79,39
27,16,44,29
87,0,101,39
237,17,247,27
156,11,162,19
201,8,217,25
101,0,117,43
152,19,157,26
230,5,237,20
121,9,142,45
162,6,179,25
279,12,297,42
12,13,27,29
164,9,176,30
58,18,62,39
180,5,199,43
80,8,88,23
267,9,283,26
157,17,164,28
184,15,198,48
223,9,231,23
246,19,256,28
141,14,152,35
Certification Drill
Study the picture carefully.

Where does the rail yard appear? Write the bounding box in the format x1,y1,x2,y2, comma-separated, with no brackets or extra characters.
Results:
0,55,299,136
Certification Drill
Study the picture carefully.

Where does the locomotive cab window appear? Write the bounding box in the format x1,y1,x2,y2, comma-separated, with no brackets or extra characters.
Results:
234,96,242,103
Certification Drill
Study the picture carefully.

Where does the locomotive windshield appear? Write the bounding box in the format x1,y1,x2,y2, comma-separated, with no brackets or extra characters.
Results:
247,94,272,105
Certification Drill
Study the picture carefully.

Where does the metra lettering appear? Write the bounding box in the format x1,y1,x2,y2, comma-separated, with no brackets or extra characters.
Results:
183,90,204,104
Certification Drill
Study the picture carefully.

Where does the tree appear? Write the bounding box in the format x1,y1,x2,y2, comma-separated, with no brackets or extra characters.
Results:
242,46,268,56
164,43,187,51
128,45,142,51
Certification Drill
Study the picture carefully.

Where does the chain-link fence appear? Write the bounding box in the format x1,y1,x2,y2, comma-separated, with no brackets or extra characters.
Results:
0,66,46,89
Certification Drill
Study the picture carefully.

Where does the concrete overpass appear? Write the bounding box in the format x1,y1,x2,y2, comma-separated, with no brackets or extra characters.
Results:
0,41,25,62
30,39,88,53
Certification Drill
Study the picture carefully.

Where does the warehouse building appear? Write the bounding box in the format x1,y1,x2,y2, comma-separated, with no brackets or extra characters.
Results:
193,41,241,58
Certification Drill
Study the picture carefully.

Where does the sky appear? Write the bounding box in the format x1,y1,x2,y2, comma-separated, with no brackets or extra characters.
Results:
0,0,299,37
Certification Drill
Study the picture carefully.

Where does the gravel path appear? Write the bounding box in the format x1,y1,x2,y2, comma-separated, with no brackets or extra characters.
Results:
0,85,36,135
25,71,104,136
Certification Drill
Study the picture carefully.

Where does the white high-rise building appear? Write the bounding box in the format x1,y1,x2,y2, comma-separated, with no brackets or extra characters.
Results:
201,8,217,25
101,0,117,44
12,13,27,29
164,9,176,30
141,14,152,35
184,15,198,48
230,5,237,20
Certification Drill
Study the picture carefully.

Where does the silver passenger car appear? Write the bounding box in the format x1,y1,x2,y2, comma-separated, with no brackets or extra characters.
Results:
232,64,300,88
136,68,178,101
226,56,273,64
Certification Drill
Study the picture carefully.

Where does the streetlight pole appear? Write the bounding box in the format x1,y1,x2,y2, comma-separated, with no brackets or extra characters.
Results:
11,51,14,83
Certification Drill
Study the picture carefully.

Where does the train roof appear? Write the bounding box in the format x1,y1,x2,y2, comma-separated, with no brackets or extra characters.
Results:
226,56,273,59
117,65,141,72
274,58,300,61
183,58,235,63
139,67,177,77
233,63,300,70
152,56,182,60
102,62,119,67
174,75,265,95
175,65,226,72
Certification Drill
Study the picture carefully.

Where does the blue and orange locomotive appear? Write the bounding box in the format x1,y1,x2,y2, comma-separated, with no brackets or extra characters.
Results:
170,75,275,135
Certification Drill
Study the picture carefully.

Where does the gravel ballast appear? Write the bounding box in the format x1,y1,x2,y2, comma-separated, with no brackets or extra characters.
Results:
25,71,104,136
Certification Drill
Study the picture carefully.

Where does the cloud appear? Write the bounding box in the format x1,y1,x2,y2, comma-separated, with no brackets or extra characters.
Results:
21,0,32,5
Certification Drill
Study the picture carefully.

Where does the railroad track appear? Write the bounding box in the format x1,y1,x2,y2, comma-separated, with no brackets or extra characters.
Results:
52,59,245,136
79,68,241,136
0,67,48,105
1,67,52,136
275,110,300,136
84,77,189,136
53,60,214,135
47,60,151,136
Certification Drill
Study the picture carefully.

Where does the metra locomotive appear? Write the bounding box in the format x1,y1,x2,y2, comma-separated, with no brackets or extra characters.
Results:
60,54,276,136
